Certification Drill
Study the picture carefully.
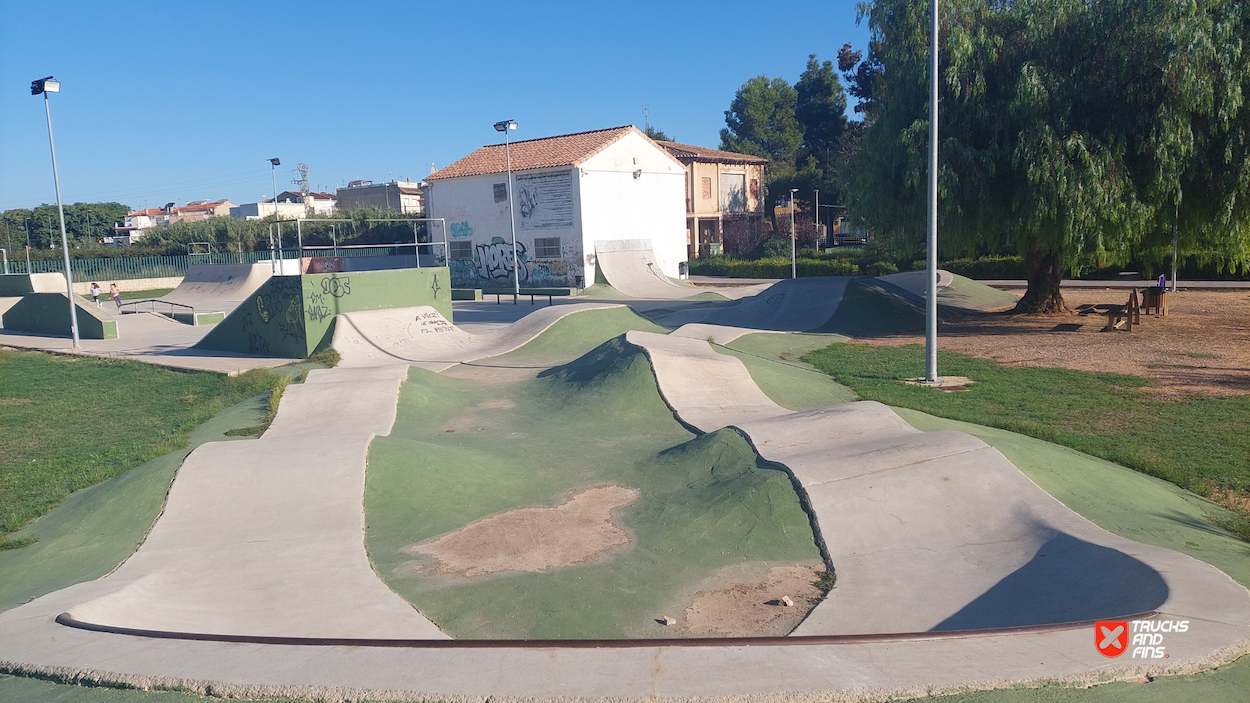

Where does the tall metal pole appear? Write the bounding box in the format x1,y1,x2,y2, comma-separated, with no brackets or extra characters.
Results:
24,218,31,269
504,129,520,296
45,91,80,348
925,0,940,383
271,164,279,222
815,189,820,249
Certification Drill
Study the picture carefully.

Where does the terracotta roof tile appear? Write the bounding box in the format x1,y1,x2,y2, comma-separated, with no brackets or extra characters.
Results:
427,125,640,180
656,140,769,165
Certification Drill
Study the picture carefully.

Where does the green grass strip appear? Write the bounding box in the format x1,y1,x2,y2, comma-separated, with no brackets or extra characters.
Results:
0,349,298,540
802,343,1250,533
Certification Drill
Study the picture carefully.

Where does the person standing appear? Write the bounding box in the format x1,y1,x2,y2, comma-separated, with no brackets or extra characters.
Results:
109,283,122,311
89,282,101,308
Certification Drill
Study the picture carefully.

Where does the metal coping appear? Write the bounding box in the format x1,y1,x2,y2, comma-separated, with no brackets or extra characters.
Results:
55,610,1159,648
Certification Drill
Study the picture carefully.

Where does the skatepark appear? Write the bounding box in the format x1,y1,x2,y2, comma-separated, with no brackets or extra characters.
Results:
0,251,1247,701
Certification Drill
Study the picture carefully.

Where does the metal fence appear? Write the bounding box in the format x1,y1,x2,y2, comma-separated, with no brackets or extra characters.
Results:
1,246,421,281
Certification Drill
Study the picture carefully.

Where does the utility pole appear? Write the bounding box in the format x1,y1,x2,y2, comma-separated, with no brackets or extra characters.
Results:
33,76,80,348
924,0,940,383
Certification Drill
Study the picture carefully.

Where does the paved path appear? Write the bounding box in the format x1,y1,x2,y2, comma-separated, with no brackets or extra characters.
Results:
60,364,447,640
661,277,851,331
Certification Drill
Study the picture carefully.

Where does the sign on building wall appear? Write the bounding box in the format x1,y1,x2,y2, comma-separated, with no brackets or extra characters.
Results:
515,170,574,231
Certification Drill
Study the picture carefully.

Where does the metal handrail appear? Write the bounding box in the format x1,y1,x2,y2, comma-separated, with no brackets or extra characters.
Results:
117,298,197,317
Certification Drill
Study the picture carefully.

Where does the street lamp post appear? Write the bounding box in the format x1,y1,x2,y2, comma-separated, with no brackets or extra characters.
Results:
924,0,940,383
269,158,281,221
494,119,520,297
24,218,32,268
32,76,79,348
789,188,799,279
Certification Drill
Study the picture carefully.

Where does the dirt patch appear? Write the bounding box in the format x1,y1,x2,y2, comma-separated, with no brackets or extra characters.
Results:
0,398,33,406
861,289,1250,399
404,484,639,578
676,563,825,637
478,398,516,409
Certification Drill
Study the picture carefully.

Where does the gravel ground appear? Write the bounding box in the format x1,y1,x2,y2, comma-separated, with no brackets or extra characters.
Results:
857,288,1250,399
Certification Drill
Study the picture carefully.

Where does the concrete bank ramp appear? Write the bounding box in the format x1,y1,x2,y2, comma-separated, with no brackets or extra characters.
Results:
61,365,448,640
333,303,622,371
594,240,704,299
875,268,954,296
661,276,851,331
145,263,272,321
625,329,1250,641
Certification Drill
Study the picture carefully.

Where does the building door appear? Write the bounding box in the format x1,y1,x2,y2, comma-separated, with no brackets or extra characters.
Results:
697,220,721,258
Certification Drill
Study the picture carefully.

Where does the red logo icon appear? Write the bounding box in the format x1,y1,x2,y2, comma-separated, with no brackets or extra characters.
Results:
1096,621,1129,657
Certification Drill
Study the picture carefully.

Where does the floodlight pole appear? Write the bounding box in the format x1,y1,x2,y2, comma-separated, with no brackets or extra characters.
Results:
790,188,798,279
495,120,520,297
925,0,940,383
35,78,80,348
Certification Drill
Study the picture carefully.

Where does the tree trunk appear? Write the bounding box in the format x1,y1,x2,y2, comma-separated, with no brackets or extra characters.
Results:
1015,243,1067,313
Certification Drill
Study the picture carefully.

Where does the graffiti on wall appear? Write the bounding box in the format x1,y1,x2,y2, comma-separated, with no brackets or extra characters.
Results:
515,170,574,231
450,221,473,239
474,238,529,282
237,276,305,355
305,275,351,324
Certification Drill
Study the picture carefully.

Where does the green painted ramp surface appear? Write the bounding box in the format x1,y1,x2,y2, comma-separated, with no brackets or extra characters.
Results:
197,267,452,358
1,293,118,339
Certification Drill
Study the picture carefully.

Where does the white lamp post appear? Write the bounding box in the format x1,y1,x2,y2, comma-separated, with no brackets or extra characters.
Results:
32,76,79,348
925,0,940,383
269,157,281,220
789,188,799,279
494,119,520,296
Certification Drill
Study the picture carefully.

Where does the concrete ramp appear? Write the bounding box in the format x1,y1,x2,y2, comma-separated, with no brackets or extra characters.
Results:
625,329,1250,640
1,293,119,339
334,303,622,371
662,276,851,331
124,263,273,325
594,240,702,299
61,365,449,640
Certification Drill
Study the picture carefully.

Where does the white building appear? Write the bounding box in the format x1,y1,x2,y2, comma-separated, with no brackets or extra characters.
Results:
276,190,337,216
426,125,687,289
229,201,310,220
335,179,424,214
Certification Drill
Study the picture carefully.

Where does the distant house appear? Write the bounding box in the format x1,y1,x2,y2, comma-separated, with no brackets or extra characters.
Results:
425,125,687,289
655,141,768,259
276,190,337,216
169,199,235,225
335,180,423,214
229,201,309,220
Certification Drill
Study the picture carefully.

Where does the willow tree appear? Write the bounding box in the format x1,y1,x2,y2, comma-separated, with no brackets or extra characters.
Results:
850,0,1250,312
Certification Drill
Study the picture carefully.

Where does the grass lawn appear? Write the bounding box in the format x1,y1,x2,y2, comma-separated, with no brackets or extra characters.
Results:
0,349,286,545
802,343,1250,539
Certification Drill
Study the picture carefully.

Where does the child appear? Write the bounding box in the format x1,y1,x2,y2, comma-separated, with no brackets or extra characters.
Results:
109,283,122,311
89,282,101,308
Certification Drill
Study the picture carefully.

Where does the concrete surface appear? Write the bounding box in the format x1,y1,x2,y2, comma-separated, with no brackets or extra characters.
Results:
140,263,272,315
594,244,708,299
333,303,622,371
876,268,954,296
59,364,447,640
661,276,851,331
624,328,1249,649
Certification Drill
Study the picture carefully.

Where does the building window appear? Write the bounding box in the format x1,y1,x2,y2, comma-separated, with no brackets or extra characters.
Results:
701,177,712,199
493,183,508,202
534,237,562,259
749,179,759,200
449,241,473,260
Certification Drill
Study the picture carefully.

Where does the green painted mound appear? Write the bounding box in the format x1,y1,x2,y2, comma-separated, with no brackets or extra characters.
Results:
816,278,928,336
939,273,1020,312
718,333,857,411
475,306,667,368
365,336,822,639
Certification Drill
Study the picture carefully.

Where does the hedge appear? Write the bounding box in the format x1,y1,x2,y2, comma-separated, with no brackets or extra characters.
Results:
689,257,860,278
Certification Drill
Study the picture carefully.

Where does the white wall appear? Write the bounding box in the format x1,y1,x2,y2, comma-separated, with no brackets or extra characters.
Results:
579,131,688,278
426,167,585,288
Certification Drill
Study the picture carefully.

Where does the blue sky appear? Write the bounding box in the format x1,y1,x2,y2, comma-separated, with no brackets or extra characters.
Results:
0,1,869,213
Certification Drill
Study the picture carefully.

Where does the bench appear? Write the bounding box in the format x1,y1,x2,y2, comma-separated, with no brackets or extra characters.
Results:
480,287,581,306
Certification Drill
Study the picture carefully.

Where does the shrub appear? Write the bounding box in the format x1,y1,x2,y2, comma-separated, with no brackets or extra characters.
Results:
758,236,793,259
689,256,859,278
939,256,1027,279
865,261,899,276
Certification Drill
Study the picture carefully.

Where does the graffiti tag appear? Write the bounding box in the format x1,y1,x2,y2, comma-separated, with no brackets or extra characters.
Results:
450,221,473,239
247,332,270,354
321,276,351,298
475,239,528,282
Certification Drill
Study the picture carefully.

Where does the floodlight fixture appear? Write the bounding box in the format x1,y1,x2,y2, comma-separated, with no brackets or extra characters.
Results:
493,120,517,132
269,157,281,166
30,76,59,95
